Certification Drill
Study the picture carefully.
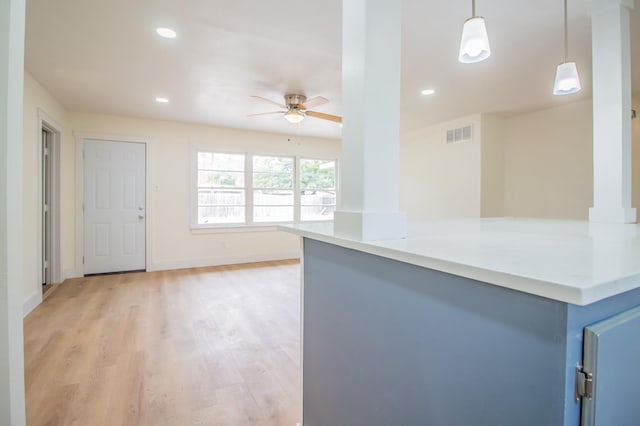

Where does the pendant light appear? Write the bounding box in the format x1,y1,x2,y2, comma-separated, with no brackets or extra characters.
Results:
458,0,491,63
553,0,581,95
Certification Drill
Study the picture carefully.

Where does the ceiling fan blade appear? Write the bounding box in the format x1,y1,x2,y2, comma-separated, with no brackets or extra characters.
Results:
302,96,329,109
250,95,287,109
247,111,285,117
306,110,342,123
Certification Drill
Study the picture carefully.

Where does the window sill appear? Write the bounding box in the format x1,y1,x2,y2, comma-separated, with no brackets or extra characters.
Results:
191,220,334,235
191,225,281,235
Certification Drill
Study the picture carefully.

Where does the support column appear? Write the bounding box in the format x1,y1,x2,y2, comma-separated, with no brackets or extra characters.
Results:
334,0,406,241
0,0,26,424
588,0,636,223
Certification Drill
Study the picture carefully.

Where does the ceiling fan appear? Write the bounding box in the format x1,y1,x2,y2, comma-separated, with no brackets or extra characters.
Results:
249,94,342,124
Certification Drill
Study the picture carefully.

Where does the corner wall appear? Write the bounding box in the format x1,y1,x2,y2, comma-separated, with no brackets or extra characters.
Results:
480,115,505,217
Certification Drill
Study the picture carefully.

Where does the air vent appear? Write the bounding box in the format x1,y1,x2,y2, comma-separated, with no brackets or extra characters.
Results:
446,125,473,144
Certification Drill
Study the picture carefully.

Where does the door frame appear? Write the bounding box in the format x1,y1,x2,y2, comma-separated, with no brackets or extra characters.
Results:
75,132,153,276
38,109,62,285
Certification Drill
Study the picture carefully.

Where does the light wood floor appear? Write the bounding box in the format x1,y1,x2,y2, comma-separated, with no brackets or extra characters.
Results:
24,261,302,426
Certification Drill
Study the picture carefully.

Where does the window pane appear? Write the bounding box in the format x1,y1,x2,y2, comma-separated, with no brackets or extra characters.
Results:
301,205,336,221
253,206,294,223
252,155,294,222
253,155,293,173
301,190,335,205
301,159,336,190
301,190,336,221
198,152,244,171
253,190,293,206
196,151,246,226
253,156,294,189
198,206,245,224
253,172,293,189
198,189,244,206
198,171,245,188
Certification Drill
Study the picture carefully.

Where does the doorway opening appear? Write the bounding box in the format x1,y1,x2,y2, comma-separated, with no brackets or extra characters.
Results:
39,110,61,295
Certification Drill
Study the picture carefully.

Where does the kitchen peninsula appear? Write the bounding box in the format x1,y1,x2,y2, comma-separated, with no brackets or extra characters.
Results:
283,218,640,426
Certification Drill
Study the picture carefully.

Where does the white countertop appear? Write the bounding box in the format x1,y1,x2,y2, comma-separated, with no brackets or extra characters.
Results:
280,218,640,306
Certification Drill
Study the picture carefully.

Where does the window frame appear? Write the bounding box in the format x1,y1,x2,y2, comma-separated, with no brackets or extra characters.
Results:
194,151,247,226
190,147,338,231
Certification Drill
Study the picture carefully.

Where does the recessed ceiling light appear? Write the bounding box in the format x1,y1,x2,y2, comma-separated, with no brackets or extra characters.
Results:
155,97,169,103
156,27,177,39
421,89,436,96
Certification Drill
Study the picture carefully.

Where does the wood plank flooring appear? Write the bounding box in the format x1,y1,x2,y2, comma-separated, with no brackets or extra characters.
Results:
24,260,302,426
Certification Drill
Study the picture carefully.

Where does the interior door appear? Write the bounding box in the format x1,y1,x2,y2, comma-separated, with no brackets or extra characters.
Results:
84,139,146,274
581,305,640,426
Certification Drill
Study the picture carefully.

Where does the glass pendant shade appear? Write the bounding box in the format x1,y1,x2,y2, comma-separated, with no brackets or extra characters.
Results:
284,109,305,124
553,61,581,95
553,0,581,96
458,17,491,63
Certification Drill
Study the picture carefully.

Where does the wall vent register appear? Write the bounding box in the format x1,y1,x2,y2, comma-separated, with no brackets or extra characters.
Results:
446,125,473,144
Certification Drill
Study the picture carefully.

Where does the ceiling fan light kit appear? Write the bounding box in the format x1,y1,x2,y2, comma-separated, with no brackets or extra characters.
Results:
458,0,491,63
553,0,581,96
284,108,305,124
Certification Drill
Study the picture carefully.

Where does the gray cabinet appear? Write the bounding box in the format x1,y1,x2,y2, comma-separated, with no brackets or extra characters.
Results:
581,306,640,426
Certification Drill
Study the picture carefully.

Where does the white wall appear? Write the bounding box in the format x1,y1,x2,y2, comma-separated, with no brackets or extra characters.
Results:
400,114,482,221
22,71,70,308
1,0,26,422
68,112,340,272
503,100,594,220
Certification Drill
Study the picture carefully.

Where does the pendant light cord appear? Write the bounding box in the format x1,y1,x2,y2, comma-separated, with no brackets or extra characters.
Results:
472,0,476,17
563,0,568,63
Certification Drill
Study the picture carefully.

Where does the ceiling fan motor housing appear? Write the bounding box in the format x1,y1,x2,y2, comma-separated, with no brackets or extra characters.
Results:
285,94,306,108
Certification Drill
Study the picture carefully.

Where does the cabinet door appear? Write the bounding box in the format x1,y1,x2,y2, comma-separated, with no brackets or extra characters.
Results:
582,305,640,426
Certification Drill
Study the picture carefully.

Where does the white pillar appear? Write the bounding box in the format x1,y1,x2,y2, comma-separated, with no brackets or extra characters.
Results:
334,0,406,241
588,0,636,223
0,0,26,424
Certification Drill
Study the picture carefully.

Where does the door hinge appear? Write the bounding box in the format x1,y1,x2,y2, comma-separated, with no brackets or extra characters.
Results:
82,256,85,264
575,364,593,402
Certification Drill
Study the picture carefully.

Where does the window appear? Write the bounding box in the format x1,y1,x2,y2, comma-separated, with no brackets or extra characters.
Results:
196,152,245,224
193,150,337,227
300,159,336,221
253,155,294,222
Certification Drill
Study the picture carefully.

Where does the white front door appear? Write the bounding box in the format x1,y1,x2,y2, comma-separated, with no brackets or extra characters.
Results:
84,139,146,274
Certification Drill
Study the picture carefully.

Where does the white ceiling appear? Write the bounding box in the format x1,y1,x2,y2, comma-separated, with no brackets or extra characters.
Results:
25,0,640,140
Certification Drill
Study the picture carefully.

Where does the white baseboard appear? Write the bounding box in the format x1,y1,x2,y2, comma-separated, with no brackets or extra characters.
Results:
23,290,43,317
62,268,82,281
147,251,301,272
